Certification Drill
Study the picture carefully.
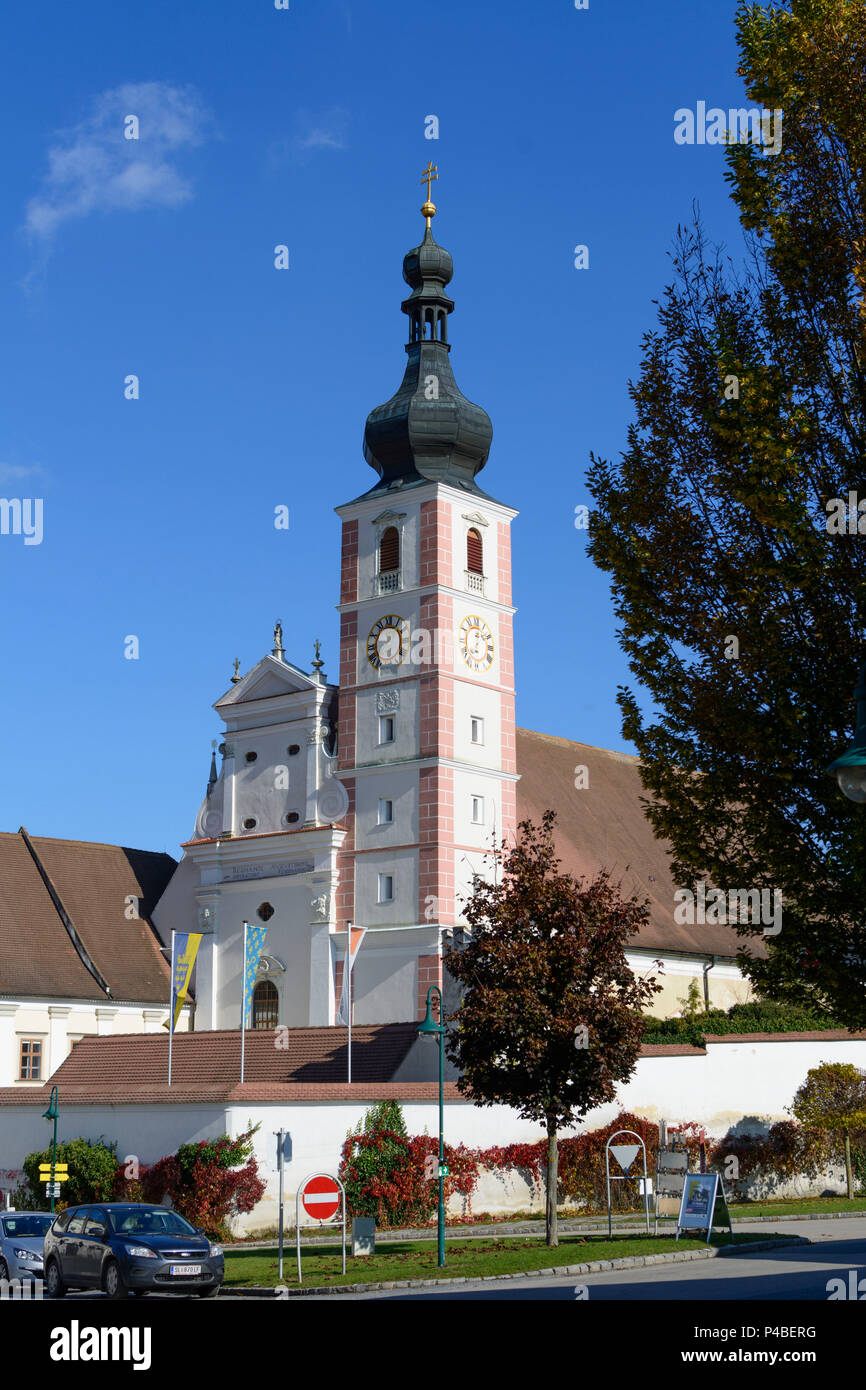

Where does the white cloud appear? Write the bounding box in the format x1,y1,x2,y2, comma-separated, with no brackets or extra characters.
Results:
25,82,212,242
268,108,349,167
0,463,45,484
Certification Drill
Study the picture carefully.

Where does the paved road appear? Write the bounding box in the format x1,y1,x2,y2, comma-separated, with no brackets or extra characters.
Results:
50,1217,866,1302
293,1217,866,1302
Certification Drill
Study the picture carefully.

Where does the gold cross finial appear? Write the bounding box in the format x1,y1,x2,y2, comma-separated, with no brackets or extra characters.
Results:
420,162,438,226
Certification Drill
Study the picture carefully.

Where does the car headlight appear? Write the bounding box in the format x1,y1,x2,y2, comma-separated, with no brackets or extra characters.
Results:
124,1245,158,1259
209,1244,223,1258
13,1249,42,1262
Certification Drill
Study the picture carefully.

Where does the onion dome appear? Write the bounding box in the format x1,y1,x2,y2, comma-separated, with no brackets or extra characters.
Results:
363,169,492,492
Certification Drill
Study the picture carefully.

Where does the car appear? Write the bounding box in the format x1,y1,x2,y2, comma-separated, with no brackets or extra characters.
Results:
43,1203,224,1299
0,1210,54,1284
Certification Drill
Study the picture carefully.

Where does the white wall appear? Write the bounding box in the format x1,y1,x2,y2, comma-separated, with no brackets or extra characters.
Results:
355,683,419,765
3,1037,863,1227
452,683,501,769
354,845,418,926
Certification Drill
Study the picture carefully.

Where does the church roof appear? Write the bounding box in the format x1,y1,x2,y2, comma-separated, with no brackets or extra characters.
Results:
515,728,761,961
0,830,176,1003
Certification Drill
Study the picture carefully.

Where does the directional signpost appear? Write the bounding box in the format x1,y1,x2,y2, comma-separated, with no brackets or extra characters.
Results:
296,1173,346,1285
39,1162,68,1207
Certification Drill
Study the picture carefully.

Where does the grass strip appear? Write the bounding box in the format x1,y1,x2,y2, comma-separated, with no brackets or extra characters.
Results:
223,1230,787,1289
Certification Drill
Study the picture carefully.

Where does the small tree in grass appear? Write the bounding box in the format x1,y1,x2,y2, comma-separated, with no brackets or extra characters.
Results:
789,1062,866,1200
444,811,660,1247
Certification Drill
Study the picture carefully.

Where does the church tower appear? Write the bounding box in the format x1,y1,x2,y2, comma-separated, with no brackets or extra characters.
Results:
156,176,518,1032
333,173,518,1021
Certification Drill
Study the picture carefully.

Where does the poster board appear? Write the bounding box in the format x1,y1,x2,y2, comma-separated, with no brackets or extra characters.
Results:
675,1172,733,1243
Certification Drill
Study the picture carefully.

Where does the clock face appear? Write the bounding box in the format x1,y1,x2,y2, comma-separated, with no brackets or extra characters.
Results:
366,614,408,669
458,615,494,672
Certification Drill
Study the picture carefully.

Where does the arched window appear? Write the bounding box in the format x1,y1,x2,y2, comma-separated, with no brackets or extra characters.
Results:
379,526,399,573
252,980,278,1029
467,527,483,575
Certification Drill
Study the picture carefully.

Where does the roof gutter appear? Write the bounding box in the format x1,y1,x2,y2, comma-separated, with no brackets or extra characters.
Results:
18,826,113,998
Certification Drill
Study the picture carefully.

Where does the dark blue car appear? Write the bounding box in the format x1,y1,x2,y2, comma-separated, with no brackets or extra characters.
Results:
43,1203,224,1299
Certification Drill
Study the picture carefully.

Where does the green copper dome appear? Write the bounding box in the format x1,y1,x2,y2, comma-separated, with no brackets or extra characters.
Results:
363,223,493,492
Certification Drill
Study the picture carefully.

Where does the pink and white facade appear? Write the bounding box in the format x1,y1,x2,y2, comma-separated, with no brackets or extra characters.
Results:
333,484,518,1020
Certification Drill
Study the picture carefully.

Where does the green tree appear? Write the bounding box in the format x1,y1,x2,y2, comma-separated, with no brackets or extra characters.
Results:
443,812,659,1247
586,0,866,1025
789,1062,866,1198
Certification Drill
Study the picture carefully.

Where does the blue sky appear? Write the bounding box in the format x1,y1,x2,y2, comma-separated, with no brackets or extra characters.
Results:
0,0,753,854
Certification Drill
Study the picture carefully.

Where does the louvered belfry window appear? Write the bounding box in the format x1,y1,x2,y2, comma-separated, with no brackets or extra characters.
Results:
379,526,399,573
467,528,483,574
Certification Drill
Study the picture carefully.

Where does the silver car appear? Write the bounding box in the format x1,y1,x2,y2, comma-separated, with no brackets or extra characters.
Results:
0,1210,53,1283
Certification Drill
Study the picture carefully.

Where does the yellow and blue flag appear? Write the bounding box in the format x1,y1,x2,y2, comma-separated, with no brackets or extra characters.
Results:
243,923,268,1028
163,932,203,1030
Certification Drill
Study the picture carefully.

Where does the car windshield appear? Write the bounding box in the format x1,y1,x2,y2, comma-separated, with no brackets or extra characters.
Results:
1,1214,53,1238
109,1208,198,1237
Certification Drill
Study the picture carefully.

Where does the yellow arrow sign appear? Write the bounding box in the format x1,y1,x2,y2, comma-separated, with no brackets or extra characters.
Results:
39,1163,68,1173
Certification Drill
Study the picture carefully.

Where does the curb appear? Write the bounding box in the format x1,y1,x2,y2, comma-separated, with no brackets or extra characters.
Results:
218,1235,809,1297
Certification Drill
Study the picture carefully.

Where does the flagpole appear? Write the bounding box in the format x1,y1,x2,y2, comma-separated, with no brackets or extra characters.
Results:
241,920,248,1085
168,930,176,1087
347,921,352,1085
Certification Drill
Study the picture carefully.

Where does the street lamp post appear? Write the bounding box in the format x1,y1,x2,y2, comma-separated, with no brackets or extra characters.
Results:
418,984,446,1268
827,663,866,802
41,1086,59,1215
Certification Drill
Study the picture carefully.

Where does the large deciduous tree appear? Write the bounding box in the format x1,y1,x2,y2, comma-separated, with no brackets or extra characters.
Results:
586,0,866,1024
443,812,659,1247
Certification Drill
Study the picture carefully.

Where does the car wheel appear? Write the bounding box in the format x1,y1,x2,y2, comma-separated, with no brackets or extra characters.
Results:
103,1260,128,1300
45,1259,67,1299
198,1284,220,1298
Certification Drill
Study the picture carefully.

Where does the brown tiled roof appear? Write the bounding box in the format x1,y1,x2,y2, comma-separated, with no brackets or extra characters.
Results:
0,1024,445,1105
516,728,762,959
0,831,176,1003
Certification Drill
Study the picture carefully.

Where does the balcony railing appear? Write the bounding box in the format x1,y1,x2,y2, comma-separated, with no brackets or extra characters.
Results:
465,570,484,595
378,570,400,594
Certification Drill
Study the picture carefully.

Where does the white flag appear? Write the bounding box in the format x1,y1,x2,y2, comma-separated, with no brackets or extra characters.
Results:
337,923,366,1024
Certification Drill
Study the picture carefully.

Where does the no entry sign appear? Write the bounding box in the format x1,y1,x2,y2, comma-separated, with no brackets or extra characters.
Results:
301,1174,341,1222
296,1172,347,1284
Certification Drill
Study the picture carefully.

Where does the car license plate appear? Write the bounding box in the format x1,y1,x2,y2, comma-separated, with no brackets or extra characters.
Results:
169,1263,202,1275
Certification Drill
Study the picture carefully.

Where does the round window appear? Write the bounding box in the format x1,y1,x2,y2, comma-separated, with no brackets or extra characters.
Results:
286,812,300,825
245,751,258,764
257,903,275,922
288,744,300,756
243,817,257,831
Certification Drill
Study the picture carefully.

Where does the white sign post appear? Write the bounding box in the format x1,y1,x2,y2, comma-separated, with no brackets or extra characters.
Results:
604,1129,651,1238
274,1130,292,1281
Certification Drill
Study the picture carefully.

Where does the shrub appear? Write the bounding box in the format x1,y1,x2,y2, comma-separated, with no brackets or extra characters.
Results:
709,1119,838,1197
339,1100,478,1227
21,1137,119,1210
642,998,847,1048
127,1125,266,1241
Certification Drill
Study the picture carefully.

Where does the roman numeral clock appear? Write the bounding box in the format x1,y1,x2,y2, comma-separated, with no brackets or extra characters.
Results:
458,614,494,673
